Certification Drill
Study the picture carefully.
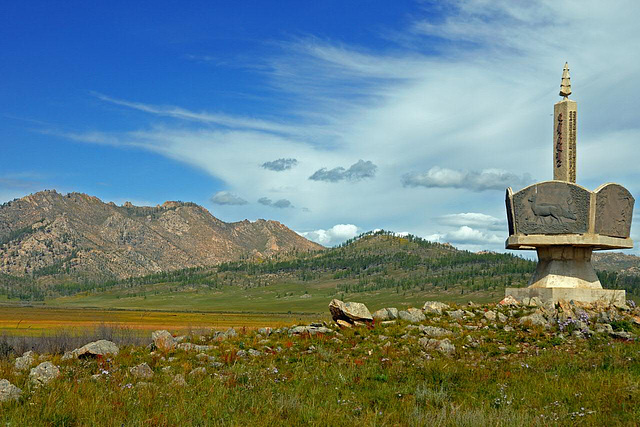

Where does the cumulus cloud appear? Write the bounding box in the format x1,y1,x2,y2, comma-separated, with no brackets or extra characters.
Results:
427,226,503,246
211,191,248,205
437,213,505,231
261,158,298,171
258,197,293,208
299,224,359,246
309,160,377,182
402,167,533,192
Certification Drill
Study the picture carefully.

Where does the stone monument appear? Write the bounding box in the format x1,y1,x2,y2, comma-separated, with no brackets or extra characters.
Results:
504,63,634,304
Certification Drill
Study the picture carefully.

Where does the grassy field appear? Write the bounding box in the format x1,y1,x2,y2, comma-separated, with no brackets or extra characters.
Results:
1,304,639,426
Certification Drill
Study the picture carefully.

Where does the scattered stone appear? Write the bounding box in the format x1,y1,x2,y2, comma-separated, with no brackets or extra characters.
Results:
130,363,153,380
610,331,636,340
519,312,549,328
335,320,352,329
0,379,21,403
236,350,247,358
257,327,272,336
484,310,497,322
497,313,508,323
422,301,449,314
447,310,465,320
152,330,177,351
504,325,514,332
419,325,453,338
420,337,456,356
372,307,399,321
14,351,35,371
177,343,212,352
73,340,119,358
329,299,373,323
498,295,519,306
224,328,238,338
290,325,334,335
248,349,262,357
398,308,426,323
29,361,60,386
171,374,187,386
380,320,396,326
189,367,207,376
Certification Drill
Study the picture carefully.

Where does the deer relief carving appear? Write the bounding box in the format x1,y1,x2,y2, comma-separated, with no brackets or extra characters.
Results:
527,193,576,225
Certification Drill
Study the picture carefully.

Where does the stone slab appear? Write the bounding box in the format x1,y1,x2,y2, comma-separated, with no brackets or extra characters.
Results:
505,234,633,250
505,287,625,305
513,181,590,235
595,183,634,238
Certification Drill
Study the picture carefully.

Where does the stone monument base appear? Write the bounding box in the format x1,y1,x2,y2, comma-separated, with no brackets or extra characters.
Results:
528,246,601,289
504,287,625,305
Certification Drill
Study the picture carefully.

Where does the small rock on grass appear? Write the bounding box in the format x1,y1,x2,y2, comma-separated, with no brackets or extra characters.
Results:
189,367,207,376
372,308,399,321
423,301,450,314
29,362,60,386
171,374,187,386
399,308,426,323
419,338,456,356
14,351,35,371
0,379,22,402
130,363,153,379
152,330,177,351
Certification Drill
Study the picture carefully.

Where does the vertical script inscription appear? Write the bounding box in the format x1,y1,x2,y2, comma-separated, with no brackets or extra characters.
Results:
556,113,563,168
569,110,576,182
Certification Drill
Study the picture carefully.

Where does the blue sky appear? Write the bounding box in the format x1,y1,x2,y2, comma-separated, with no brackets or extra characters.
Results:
2,1,640,251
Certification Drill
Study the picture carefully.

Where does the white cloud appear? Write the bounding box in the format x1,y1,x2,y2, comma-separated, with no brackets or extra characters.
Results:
437,213,505,231
58,2,640,255
299,224,359,247
428,226,503,246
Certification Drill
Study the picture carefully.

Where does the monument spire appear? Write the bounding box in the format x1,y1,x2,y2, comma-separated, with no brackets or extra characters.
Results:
553,62,577,182
559,62,571,99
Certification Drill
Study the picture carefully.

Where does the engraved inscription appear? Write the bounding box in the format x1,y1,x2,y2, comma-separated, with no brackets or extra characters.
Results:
569,110,576,182
555,113,563,168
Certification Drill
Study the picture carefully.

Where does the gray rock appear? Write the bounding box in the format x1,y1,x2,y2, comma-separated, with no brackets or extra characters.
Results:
419,337,456,355
519,312,549,328
236,350,247,358
73,340,119,358
610,331,636,340
130,363,153,379
595,323,614,334
257,327,272,336
189,367,207,376
447,310,465,320
224,328,238,338
29,361,60,386
248,349,262,357
329,299,373,322
171,374,187,386
380,320,397,326
398,308,426,323
419,325,453,338
177,343,212,352
0,379,22,402
372,307,399,321
422,301,449,314
497,313,508,323
504,325,514,332
484,310,497,322
289,325,334,335
14,351,35,371
152,330,177,351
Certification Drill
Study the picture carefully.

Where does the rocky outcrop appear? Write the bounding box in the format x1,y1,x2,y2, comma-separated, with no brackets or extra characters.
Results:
0,190,324,282
152,330,177,351
71,340,119,359
399,308,426,323
329,299,373,324
14,351,35,371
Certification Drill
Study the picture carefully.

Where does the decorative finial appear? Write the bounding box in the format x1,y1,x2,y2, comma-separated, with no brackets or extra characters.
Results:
559,62,571,99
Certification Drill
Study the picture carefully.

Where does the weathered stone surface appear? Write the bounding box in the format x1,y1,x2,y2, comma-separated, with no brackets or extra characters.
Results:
329,299,373,322
130,363,153,379
398,308,426,323
335,319,352,329
513,181,589,235
14,351,35,371
447,310,465,320
0,379,22,402
419,326,452,338
29,362,60,386
290,325,334,335
422,301,449,314
519,312,549,328
484,311,497,321
171,374,186,387
420,338,455,355
595,183,634,238
74,340,119,358
177,343,212,352
506,287,626,305
372,307,398,321
498,295,519,307
152,330,177,351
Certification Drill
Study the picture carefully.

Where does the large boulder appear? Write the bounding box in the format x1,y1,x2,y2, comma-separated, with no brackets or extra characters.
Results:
29,362,60,386
74,340,119,358
399,308,426,323
14,351,35,371
329,299,373,323
372,308,399,321
0,379,22,402
152,330,177,351
423,301,449,314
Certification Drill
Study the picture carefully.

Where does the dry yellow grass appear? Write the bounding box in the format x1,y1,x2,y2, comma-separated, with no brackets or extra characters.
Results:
0,305,323,336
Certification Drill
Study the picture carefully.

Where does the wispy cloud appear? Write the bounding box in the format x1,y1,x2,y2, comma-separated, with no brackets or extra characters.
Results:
402,167,533,192
211,191,248,206
262,158,298,171
258,197,293,208
309,160,377,182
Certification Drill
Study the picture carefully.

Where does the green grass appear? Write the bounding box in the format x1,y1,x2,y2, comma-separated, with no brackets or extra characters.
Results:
1,310,639,426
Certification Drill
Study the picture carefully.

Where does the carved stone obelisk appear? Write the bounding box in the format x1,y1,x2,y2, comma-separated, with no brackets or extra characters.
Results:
553,63,577,182
504,63,634,305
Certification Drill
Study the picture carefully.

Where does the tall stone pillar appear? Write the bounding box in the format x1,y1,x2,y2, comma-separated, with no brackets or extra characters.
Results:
553,63,577,182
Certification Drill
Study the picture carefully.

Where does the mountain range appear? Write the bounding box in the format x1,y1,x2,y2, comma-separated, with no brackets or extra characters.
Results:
0,190,322,282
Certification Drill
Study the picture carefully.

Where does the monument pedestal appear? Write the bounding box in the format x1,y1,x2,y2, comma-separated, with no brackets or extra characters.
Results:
504,287,625,305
